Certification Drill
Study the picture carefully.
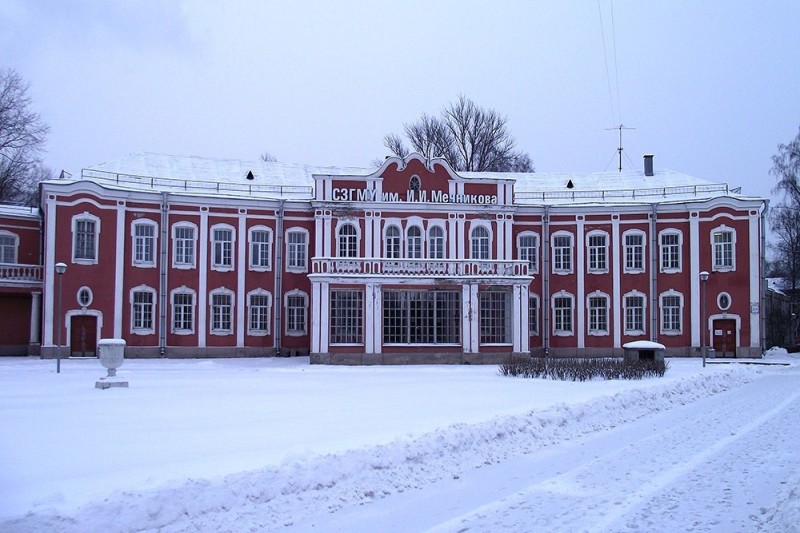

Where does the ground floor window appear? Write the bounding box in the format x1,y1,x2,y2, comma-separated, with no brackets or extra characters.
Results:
383,290,460,344
330,289,364,344
210,290,233,335
480,288,512,344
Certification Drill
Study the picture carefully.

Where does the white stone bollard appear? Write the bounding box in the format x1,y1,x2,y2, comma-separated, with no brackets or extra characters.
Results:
96,339,129,389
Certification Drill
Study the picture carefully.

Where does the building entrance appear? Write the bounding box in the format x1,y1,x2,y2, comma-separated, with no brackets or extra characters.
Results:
712,319,737,357
70,315,97,356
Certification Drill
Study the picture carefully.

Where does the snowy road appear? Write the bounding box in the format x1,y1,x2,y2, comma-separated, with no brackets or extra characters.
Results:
282,370,800,533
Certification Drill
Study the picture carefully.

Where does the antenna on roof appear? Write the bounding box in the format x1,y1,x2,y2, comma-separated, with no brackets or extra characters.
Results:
605,124,635,172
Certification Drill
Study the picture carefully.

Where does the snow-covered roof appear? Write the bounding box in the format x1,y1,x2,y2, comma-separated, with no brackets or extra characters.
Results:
623,340,666,350
0,204,38,218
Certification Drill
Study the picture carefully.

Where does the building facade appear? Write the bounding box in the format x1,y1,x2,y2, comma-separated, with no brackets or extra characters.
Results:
0,152,768,362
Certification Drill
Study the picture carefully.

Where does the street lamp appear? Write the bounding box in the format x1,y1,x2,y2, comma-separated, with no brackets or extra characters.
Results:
700,270,709,368
55,262,67,373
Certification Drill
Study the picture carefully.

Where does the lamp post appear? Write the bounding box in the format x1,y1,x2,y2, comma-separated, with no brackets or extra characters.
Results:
700,270,709,368
55,262,67,373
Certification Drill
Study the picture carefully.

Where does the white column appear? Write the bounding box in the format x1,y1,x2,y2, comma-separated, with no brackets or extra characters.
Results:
198,210,208,347
364,282,381,354
236,214,246,346
513,284,527,352
311,280,322,353
323,213,332,257
113,204,125,338
496,217,504,260
462,283,472,353
43,196,57,346
749,211,761,348
29,291,42,345
689,212,700,347
318,281,330,353
505,215,513,261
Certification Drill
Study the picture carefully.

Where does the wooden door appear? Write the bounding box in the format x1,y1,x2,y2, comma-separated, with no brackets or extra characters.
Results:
712,319,737,357
70,315,97,356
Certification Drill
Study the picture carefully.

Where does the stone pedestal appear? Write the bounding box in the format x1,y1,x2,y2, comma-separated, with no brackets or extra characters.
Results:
95,339,129,389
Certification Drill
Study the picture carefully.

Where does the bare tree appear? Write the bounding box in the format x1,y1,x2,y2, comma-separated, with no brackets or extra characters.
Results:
0,69,50,205
260,151,278,162
772,127,800,205
769,205,800,291
382,95,534,173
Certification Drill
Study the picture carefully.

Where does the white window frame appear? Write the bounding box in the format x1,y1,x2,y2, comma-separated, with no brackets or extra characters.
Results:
248,225,273,271
586,230,609,274
210,223,235,272
587,291,610,335
172,222,197,269
711,225,736,272
336,221,360,258
131,219,157,268
170,287,196,335
130,285,156,335
552,290,574,336
285,227,309,272
623,229,646,274
247,288,272,336
285,289,308,336
71,212,101,265
428,224,446,259
529,293,540,336
622,290,647,336
659,229,682,273
0,230,19,264
77,286,93,308
384,224,402,259
517,231,539,274
406,225,423,259
659,289,684,336
551,231,573,275
470,224,492,260
209,287,235,336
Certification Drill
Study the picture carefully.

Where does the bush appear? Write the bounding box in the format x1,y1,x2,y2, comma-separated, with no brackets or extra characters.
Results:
498,357,668,381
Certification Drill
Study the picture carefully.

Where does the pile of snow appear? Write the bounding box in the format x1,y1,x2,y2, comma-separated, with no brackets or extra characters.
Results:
0,357,796,532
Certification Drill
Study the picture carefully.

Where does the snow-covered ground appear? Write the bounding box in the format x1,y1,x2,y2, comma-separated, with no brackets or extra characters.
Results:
0,351,798,532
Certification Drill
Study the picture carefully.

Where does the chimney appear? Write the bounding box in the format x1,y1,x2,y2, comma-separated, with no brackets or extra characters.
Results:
643,154,654,177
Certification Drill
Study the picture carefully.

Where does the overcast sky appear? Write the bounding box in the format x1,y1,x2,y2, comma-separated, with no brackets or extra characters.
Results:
3,1,799,204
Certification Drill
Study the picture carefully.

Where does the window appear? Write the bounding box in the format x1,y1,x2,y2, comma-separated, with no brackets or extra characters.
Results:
588,292,609,335
171,288,196,334
337,223,358,258
247,289,271,335
0,231,18,263
712,226,735,271
471,225,491,260
249,226,272,270
382,290,461,345
552,232,573,274
623,292,646,336
529,294,540,336
659,230,682,273
587,231,608,273
718,292,732,311
132,220,157,267
660,290,683,335
553,291,574,335
211,224,234,270
428,225,445,259
77,286,93,307
330,289,364,344
285,290,308,335
409,175,421,192
210,288,234,335
623,230,645,273
517,232,539,273
131,286,156,334
72,213,100,263
173,223,197,268
407,226,423,259
286,228,308,271
385,225,401,258
480,289,512,344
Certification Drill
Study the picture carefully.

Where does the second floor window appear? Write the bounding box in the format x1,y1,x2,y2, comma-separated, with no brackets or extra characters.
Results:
428,226,445,259
713,228,735,270
73,217,98,262
407,226,423,259
518,233,539,273
552,233,572,273
249,228,272,270
624,232,645,273
0,232,18,263
133,222,156,267
338,223,358,258
471,226,490,260
212,226,234,269
660,231,681,272
173,225,196,267
587,233,608,273
286,229,308,271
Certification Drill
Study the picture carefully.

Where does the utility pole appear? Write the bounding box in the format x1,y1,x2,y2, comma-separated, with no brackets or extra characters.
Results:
606,124,635,172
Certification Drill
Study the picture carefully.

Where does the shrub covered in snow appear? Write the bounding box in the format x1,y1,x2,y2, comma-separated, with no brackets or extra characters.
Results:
499,357,668,381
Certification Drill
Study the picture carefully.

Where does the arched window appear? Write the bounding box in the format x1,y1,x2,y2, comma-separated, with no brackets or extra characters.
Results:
385,225,401,258
337,223,358,258
406,226,423,258
409,175,421,192
470,225,491,260
428,225,445,259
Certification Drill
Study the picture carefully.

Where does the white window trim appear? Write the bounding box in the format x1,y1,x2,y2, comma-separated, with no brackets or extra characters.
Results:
76,286,93,308
427,222,447,259
130,285,157,335
551,230,574,275
622,229,646,274
248,225,273,272
210,223,236,272
384,223,402,259
172,222,198,270
170,286,197,335
0,230,19,264
529,293,540,336
469,222,493,260
246,288,272,336
285,227,309,273
586,230,609,274
284,289,308,336
335,220,361,258
551,290,574,336
209,287,235,336
131,219,158,269
517,231,540,274
711,224,737,273
622,290,647,336
586,290,610,336
71,212,101,265
717,292,732,312
406,225,424,259
659,289,684,336
658,229,683,274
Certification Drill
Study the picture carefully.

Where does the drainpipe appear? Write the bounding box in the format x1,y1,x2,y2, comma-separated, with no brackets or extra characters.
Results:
274,199,285,356
159,192,169,357
542,205,550,357
650,203,658,343
760,200,768,354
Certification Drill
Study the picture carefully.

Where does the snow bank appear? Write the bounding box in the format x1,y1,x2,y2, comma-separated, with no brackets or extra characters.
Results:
0,362,767,533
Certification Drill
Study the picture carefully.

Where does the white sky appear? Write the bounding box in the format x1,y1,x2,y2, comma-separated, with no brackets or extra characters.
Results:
3,1,799,205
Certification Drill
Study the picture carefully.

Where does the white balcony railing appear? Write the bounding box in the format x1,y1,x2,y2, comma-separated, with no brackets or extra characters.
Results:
311,258,530,277
0,263,43,284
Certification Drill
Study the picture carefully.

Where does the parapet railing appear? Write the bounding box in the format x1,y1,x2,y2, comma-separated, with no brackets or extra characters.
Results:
311,258,530,277
515,183,737,202
0,263,43,284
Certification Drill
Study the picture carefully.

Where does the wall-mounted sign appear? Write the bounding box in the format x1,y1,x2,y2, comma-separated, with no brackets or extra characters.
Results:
331,187,497,205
